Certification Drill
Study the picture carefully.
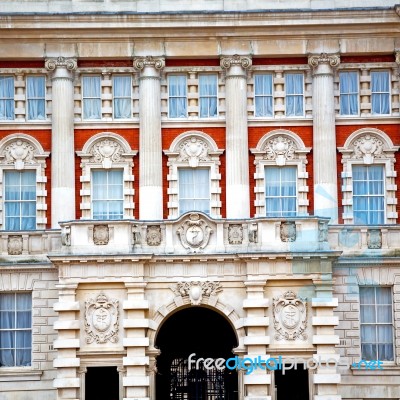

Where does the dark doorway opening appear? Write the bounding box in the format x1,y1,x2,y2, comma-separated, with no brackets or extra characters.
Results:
275,365,309,400
156,307,238,400
85,366,119,400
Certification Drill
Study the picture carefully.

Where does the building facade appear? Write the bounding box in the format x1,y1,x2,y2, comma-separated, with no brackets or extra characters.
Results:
0,1,400,400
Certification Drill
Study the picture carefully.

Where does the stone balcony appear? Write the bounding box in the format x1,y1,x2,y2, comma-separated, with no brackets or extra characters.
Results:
0,214,399,262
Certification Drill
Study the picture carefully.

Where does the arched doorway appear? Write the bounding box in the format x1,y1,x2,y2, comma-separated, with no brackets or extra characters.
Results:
155,307,238,400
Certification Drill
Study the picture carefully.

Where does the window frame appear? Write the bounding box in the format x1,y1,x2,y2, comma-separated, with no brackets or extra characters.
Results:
339,71,359,117
254,73,274,118
81,75,102,121
198,73,218,119
0,75,15,121
0,292,32,368
284,72,304,117
112,75,132,120
359,286,394,362
25,75,46,121
168,74,188,119
370,70,391,116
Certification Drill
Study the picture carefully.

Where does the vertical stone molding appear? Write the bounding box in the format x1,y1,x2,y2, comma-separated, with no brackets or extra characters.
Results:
133,56,165,220
45,57,77,227
308,53,340,222
220,55,252,218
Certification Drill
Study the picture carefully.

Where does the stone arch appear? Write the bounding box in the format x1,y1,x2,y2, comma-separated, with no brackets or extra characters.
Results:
341,127,397,151
253,129,309,154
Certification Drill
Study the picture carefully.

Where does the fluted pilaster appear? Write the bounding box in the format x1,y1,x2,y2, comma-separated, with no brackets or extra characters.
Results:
134,56,165,220
45,57,77,227
221,55,252,218
308,53,340,222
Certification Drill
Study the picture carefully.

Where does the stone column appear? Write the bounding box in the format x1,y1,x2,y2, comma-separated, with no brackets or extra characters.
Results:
45,57,77,227
308,53,340,222
220,55,252,218
133,56,165,220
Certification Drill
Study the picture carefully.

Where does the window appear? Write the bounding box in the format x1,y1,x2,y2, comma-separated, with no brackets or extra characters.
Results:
92,170,124,220
178,168,210,215
113,76,131,119
352,165,384,224
339,71,359,116
371,71,390,115
360,287,394,361
285,73,303,117
254,74,273,117
82,76,101,120
168,75,187,118
265,166,297,217
26,76,45,120
199,74,218,118
0,293,32,367
4,171,36,231
0,76,14,121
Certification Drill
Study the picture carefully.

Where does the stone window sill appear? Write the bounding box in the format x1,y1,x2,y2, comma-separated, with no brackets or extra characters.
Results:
0,368,42,381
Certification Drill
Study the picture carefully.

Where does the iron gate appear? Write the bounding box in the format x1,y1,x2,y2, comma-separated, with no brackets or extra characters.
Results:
169,357,235,400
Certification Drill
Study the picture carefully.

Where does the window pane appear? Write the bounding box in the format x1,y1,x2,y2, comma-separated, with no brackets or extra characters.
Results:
254,74,273,117
339,72,358,115
178,169,210,215
199,74,217,118
4,171,36,231
0,76,14,120
371,71,390,115
113,76,131,119
27,76,46,120
265,166,297,216
82,76,101,120
169,75,187,118
92,170,124,219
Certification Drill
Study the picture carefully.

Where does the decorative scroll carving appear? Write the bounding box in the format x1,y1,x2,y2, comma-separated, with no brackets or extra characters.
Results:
171,281,222,305
133,56,165,71
89,139,124,169
177,136,210,167
351,134,384,164
228,224,243,245
367,229,382,249
3,140,36,169
176,213,213,253
146,225,162,246
273,291,307,341
61,226,71,246
280,221,296,242
264,135,297,166
45,56,77,71
318,221,328,242
8,236,23,255
308,53,340,68
93,225,109,245
85,293,119,344
220,54,252,70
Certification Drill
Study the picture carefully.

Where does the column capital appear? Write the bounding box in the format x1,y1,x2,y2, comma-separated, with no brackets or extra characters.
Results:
308,53,340,70
220,54,252,70
133,56,165,71
45,56,77,72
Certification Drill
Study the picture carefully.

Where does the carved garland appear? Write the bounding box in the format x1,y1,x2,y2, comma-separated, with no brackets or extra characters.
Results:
171,281,222,305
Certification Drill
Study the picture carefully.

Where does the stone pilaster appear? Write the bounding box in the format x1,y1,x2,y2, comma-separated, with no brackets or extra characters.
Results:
53,283,80,400
133,56,165,220
308,53,340,222
243,280,271,400
122,282,150,400
45,57,77,227
221,55,252,218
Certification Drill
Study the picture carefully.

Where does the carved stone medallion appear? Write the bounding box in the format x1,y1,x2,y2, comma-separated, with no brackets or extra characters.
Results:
228,224,243,244
176,213,213,253
146,225,162,246
89,139,123,169
171,281,222,305
367,229,382,249
93,225,109,245
351,134,384,164
85,293,119,344
178,136,210,167
3,140,36,169
8,235,23,255
273,291,307,341
264,136,296,166
280,221,296,242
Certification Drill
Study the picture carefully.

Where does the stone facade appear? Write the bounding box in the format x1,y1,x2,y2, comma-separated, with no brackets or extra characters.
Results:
0,2,400,400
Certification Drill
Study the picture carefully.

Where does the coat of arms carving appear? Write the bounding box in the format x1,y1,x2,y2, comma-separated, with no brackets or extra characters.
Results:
273,291,307,340
85,293,119,344
176,213,213,253
146,225,162,246
93,225,109,245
